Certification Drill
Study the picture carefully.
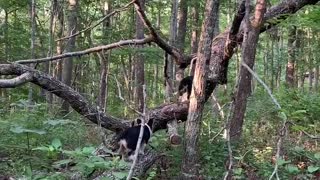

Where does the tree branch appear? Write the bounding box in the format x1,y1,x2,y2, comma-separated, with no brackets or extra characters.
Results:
0,72,33,88
56,0,135,42
133,0,192,66
209,0,319,84
0,63,128,132
0,63,189,133
15,37,153,64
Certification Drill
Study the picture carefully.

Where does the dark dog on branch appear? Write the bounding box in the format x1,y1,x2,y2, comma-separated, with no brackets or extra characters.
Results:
117,118,153,161
178,76,217,102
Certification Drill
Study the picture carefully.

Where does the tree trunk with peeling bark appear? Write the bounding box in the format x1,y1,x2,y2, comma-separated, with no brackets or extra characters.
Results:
229,0,266,142
181,0,218,178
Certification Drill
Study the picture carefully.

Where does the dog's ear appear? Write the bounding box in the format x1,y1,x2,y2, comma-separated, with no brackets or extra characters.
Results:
136,118,142,125
147,119,154,127
131,120,135,127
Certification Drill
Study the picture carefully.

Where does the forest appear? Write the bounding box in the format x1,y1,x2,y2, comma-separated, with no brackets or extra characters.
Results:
1,0,320,179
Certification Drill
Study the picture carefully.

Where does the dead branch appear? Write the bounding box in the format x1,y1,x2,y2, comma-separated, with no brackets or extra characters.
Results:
0,63,128,132
0,63,189,133
56,0,135,42
0,72,33,88
15,37,153,64
223,0,245,60
133,0,192,66
127,85,147,180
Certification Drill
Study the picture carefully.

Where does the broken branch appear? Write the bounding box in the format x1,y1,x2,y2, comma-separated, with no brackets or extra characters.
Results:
0,72,33,88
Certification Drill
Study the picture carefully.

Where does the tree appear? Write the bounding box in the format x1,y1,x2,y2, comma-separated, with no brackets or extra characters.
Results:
181,0,218,178
61,0,78,113
229,0,266,141
134,0,145,112
0,0,319,177
286,26,296,87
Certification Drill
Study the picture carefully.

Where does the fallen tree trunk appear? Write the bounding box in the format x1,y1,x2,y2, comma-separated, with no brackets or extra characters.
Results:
0,0,318,177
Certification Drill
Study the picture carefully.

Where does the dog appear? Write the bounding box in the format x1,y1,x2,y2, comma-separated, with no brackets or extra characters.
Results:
178,76,217,102
117,118,153,161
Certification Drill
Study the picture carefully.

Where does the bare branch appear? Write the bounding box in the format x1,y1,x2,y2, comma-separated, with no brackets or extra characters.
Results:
127,85,147,180
223,101,235,180
241,62,281,109
0,63,128,132
15,37,153,64
56,0,135,42
224,0,245,60
0,72,33,88
133,0,192,66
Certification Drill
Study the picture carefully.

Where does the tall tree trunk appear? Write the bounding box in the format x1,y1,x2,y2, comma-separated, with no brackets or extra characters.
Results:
270,34,275,91
175,0,188,83
53,0,64,82
307,29,313,92
46,0,56,106
61,0,78,113
286,26,296,87
315,65,319,91
165,0,178,102
134,0,145,112
229,0,266,142
28,0,36,107
190,1,200,76
1,11,9,98
97,0,112,112
277,33,283,88
181,0,218,178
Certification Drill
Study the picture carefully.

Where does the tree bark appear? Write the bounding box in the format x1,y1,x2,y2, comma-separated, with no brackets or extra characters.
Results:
61,0,78,113
307,29,313,92
134,0,145,112
286,26,296,87
165,0,178,102
98,0,112,112
181,0,218,178
229,0,266,142
175,0,189,83
28,0,36,107
189,1,200,76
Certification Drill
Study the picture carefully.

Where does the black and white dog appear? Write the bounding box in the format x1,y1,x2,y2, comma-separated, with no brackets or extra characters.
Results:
117,118,153,160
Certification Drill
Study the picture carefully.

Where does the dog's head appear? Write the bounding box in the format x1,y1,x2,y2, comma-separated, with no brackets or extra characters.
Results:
131,118,154,132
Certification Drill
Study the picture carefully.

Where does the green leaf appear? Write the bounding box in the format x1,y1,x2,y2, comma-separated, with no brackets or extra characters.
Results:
32,146,50,151
10,126,46,135
277,158,291,166
44,119,76,126
291,125,307,131
314,152,320,160
292,110,307,115
307,166,319,173
53,159,73,168
51,138,62,149
82,147,95,154
278,112,287,120
286,164,299,173
113,172,127,179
